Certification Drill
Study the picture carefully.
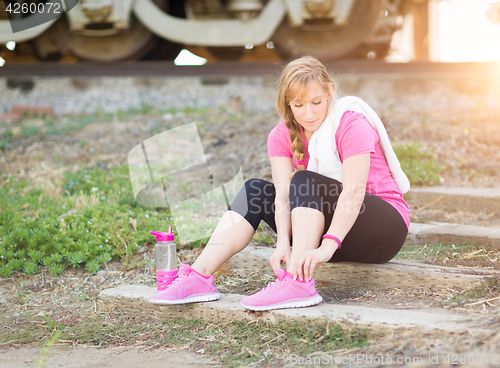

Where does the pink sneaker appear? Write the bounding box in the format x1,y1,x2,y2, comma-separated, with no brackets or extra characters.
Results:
240,269,322,311
149,264,219,305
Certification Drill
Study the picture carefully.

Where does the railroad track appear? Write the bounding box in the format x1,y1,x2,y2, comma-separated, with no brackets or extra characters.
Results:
1,60,499,78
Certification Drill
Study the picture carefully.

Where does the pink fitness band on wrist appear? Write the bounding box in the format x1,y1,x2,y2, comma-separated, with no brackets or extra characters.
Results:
322,234,342,249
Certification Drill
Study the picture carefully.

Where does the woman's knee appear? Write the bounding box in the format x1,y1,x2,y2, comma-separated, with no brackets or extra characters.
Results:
290,170,341,192
244,178,270,193
289,172,317,210
242,178,275,203
290,170,313,187
231,179,274,214
289,170,314,200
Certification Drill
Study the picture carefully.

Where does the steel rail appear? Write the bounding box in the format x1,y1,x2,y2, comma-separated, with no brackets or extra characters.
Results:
0,60,499,78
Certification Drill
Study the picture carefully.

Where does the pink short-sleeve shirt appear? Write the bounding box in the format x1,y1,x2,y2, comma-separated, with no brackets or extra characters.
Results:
267,112,410,228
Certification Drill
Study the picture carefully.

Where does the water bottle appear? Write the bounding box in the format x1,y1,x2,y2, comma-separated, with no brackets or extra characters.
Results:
151,226,177,291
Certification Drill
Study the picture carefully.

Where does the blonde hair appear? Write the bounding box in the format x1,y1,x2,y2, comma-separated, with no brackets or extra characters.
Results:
277,56,338,177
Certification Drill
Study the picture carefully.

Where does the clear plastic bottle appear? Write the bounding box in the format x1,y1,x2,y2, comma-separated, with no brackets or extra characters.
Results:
151,226,177,291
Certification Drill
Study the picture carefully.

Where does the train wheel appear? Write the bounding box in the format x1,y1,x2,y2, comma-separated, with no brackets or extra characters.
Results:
271,0,384,61
46,16,157,62
46,0,171,62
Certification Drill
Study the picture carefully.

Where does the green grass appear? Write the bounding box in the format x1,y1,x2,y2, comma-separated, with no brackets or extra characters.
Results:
46,115,103,136
0,161,214,276
395,242,479,261
1,115,113,140
449,276,500,305
0,105,209,142
0,314,370,367
396,242,500,271
393,142,443,185
0,165,178,276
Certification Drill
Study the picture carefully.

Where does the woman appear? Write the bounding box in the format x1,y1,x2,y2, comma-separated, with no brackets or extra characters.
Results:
149,56,410,311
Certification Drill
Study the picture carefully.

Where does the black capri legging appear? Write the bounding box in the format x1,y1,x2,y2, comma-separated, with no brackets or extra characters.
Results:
229,170,408,264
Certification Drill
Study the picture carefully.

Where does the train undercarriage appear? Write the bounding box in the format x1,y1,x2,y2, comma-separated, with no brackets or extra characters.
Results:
0,0,411,63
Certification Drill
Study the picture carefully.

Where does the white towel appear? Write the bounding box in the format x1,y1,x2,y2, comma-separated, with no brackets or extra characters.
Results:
307,96,410,194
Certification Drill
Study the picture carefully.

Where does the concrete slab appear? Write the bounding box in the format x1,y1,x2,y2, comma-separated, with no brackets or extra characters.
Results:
228,245,490,290
99,285,478,334
408,222,500,249
407,186,500,214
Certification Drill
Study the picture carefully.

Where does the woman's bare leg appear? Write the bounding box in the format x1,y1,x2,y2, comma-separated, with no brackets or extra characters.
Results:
287,207,324,277
191,210,254,276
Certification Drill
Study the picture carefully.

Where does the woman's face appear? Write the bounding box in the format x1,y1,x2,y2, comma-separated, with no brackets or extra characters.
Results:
289,80,330,140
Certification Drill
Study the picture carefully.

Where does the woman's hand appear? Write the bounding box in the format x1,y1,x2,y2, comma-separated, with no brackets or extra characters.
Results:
269,242,291,270
292,243,336,281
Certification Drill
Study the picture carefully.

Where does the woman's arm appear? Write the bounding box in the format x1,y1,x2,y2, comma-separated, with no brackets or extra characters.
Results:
268,156,294,270
292,153,370,280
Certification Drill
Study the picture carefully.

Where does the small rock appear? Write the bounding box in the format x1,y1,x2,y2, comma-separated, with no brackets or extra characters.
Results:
147,120,158,130
196,349,205,354
36,311,47,317
12,312,20,317
162,113,174,121
97,270,121,277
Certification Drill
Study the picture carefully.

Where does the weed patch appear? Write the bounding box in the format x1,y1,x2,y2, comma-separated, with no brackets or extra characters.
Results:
446,276,500,306
396,242,500,269
0,166,175,276
393,142,443,185
252,223,276,247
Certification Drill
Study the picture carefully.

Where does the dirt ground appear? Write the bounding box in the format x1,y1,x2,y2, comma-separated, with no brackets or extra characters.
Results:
2,266,500,368
2,104,500,366
0,346,219,368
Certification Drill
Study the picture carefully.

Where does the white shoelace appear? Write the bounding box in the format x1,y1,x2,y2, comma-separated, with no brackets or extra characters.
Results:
261,278,283,293
167,273,188,288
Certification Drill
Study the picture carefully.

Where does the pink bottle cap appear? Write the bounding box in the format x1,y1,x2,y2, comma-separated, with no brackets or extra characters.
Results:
151,226,174,242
